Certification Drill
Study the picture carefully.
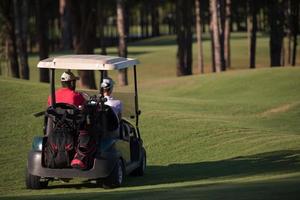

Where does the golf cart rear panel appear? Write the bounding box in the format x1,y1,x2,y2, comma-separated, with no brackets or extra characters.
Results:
28,151,117,179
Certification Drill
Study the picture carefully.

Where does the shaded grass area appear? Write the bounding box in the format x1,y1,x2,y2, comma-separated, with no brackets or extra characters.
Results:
2,174,300,200
1,67,300,199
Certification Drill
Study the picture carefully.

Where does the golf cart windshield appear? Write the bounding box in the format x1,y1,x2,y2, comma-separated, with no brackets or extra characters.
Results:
79,90,136,120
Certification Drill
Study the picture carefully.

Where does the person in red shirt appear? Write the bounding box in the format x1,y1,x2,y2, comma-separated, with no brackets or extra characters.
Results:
47,70,85,107
47,70,91,170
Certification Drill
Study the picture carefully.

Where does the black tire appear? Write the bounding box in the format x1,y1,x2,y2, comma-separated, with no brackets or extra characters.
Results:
25,167,48,189
131,148,146,176
102,159,125,189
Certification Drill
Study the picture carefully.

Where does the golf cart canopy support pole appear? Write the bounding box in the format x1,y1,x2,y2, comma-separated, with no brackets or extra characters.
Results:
133,65,140,130
100,70,104,96
50,69,56,106
99,70,105,111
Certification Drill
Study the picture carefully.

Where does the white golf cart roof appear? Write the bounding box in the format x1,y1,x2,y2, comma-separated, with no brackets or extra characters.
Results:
37,55,139,70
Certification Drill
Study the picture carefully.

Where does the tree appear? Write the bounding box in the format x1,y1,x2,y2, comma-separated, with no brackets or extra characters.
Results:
268,0,284,67
97,0,107,56
36,0,50,82
59,0,72,50
247,0,257,68
140,2,150,38
218,0,227,71
210,28,216,72
290,0,299,66
210,0,222,72
70,0,97,89
224,0,231,68
176,0,193,76
285,0,292,65
151,0,160,37
0,0,19,78
195,0,204,74
13,0,29,79
117,0,128,86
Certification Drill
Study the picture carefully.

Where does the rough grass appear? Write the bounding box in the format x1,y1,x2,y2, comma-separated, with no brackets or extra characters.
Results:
1,66,300,199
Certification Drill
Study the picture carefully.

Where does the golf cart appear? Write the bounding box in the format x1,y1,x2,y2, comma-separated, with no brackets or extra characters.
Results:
26,55,146,189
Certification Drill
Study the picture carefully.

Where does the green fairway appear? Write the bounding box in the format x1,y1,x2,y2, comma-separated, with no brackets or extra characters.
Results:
0,66,300,199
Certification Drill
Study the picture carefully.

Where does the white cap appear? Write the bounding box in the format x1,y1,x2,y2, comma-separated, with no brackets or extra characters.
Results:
101,77,114,89
61,71,79,82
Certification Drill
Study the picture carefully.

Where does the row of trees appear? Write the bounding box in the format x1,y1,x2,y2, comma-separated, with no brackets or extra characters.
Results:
0,0,299,89
178,0,299,77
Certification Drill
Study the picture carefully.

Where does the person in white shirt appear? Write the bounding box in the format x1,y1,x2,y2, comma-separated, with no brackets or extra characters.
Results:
72,77,121,170
101,77,122,120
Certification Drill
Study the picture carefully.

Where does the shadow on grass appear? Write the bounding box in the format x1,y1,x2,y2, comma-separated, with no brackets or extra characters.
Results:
1,150,300,200
38,150,298,188
130,33,269,47
126,150,300,187
25,150,300,188
131,36,200,46
2,174,300,200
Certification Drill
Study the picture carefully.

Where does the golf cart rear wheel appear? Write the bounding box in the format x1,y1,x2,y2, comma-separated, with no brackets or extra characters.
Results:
103,159,125,189
131,148,146,176
25,168,48,189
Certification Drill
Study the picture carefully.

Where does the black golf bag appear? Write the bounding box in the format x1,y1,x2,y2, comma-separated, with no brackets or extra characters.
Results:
43,104,80,169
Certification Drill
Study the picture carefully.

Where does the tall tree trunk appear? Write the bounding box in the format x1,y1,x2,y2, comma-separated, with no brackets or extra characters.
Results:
59,0,72,50
0,0,20,78
117,0,128,86
287,33,292,64
286,0,292,65
144,3,150,38
70,0,97,89
210,0,222,72
195,0,204,74
269,0,284,67
13,0,29,80
281,38,285,66
151,0,160,37
248,0,257,68
291,0,299,66
124,2,130,40
224,0,231,68
140,3,149,38
98,0,107,55
7,30,20,78
176,0,193,76
210,28,216,72
36,0,50,82
140,6,145,38
218,0,226,71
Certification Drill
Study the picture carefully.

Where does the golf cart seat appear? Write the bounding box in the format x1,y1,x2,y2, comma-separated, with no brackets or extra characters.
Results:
95,105,120,138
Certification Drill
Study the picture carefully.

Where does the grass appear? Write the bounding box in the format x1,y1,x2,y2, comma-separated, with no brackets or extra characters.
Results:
1,66,300,199
0,34,300,199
